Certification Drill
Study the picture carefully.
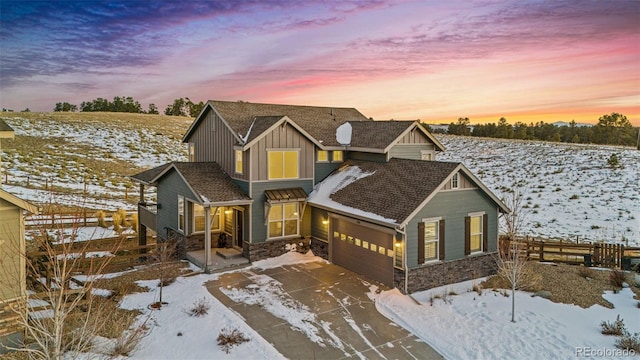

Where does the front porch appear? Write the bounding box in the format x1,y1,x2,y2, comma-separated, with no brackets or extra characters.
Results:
186,247,249,273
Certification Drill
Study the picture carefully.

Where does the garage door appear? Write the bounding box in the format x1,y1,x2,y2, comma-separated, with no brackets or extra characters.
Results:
331,218,394,287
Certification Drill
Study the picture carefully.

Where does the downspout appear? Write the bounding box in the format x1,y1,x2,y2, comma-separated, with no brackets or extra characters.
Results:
396,226,409,294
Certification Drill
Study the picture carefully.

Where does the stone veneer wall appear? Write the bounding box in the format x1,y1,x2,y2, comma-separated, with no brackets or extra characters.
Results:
243,237,311,262
166,229,226,260
309,238,329,260
394,252,497,294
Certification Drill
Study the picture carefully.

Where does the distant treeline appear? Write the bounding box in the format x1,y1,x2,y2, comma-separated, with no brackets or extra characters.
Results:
53,96,205,117
427,113,638,147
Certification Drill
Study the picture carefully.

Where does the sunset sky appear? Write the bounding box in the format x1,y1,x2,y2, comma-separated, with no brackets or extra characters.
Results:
1,1,639,125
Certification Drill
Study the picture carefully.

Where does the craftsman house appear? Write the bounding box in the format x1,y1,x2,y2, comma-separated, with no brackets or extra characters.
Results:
0,120,39,352
131,101,508,293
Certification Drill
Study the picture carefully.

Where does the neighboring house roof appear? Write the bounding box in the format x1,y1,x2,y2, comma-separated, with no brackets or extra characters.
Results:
0,189,39,214
183,100,370,147
308,158,508,227
129,163,172,185
0,119,14,138
131,162,251,206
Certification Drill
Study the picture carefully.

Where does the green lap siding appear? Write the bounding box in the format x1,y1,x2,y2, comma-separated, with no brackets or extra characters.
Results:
315,162,341,183
405,189,499,269
250,180,314,243
156,170,197,238
388,144,433,160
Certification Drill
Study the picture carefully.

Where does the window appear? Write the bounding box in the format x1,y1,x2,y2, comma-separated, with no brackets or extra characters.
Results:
268,202,299,238
235,150,243,174
423,220,439,262
188,143,195,162
193,204,221,233
268,150,299,179
420,150,432,161
470,214,483,253
177,196,185,232
317,150,328,162
332,150,343,162
451,173,459,189
394,241,403,267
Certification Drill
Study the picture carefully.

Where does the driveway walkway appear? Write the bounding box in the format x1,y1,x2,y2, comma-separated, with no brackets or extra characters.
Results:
206,261,443,359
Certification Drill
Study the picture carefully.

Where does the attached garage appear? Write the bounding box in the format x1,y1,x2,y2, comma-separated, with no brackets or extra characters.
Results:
330,216,395,287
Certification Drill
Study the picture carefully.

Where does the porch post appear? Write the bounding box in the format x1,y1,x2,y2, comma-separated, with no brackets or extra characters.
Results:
138,184,147,248
204,206,211,273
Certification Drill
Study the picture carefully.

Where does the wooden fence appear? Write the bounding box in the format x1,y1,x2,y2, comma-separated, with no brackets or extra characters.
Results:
26,236,160,280
500,237,640,270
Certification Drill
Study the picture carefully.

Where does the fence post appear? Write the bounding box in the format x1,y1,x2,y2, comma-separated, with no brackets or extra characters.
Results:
539,240,544,261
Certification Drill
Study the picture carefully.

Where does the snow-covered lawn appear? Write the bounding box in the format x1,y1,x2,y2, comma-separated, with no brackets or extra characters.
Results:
103,252,638,359
374,280,639,359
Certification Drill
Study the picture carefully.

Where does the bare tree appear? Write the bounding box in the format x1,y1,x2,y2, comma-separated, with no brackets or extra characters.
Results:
500,186,529,241
496,241,539,323
150,240,177,309
1,211,125,359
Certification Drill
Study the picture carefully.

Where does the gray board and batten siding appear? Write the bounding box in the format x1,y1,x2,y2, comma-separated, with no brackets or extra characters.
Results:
404,187,500,269
249,122,315,181
185,107,249,181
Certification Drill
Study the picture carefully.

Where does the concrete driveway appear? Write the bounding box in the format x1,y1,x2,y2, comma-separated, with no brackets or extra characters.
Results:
206,261,443,359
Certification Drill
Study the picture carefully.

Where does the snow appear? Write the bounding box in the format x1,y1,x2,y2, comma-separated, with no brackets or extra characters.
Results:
436,135,639,244
115,252,329,359
372,280,640,360
336,122,352,145
307,165,397,224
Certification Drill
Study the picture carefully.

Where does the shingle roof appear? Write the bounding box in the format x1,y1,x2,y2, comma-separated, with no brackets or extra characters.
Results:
208,100,370,147
243,116,284,144
348,121,414,149
129,163,172,185
326,158,460,223
172,162,251,204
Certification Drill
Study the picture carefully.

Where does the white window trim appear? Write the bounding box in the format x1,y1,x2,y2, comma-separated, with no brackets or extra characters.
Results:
188,143,195,162
331,150,344,163
267,202,300,239
267,149,300,180
316,150,329,163
422,217,442,263
192,204,222,233
235,150,243,174
451,173,459,189
468,211,485,254
420,150,432,161
177,196,185,233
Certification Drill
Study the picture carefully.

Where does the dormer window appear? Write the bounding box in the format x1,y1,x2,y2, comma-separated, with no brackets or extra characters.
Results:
332,150,343,163
451,173,459,189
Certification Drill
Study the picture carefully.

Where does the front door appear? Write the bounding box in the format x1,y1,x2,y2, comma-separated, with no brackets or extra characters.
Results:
234,209,243,247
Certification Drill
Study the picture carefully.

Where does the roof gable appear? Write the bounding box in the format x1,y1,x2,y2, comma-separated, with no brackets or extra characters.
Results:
191,100,370,147
0,189,39,214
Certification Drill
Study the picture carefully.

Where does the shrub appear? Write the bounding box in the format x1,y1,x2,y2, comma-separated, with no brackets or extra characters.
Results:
609,270,626,288
578,267,594,279
188,298,210,317
217,328,250,354
601,315,625,336
616,331,640,352
95,210,107,228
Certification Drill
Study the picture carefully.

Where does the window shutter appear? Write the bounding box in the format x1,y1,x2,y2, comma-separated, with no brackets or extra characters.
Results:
464,216,471,255
418,222,425,264
482,214,488,252
439,219,445,260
